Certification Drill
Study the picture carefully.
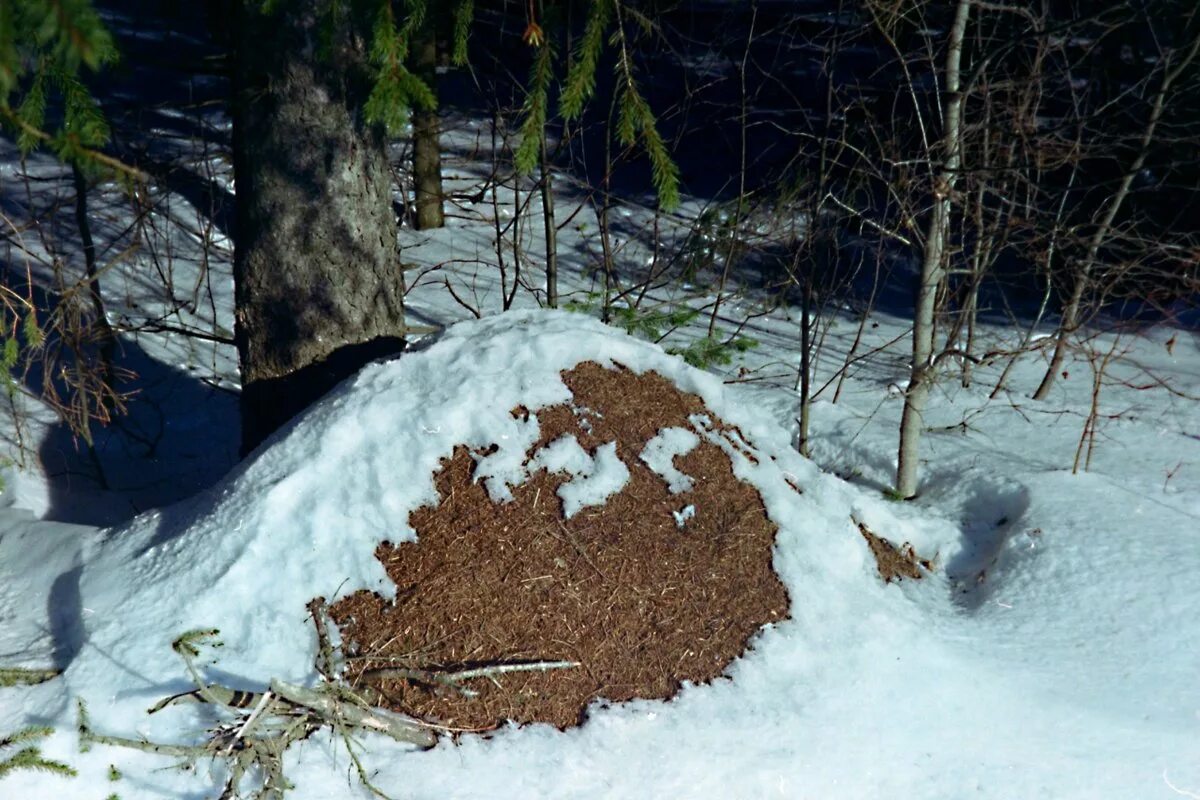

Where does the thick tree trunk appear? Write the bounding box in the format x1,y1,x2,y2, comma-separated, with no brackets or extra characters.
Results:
410,20,444,230
232,0,407,454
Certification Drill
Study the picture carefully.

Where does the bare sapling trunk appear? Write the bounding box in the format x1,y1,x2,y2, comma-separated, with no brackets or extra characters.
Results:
953,126,1014,389
597,95,617,323
509,173,522,310
411,17,444,230
1073,334,1123,474
991,148,1081,399
490,112,511,302
960,267,980,387
1033,31,1200,400
797,264,813,458
540,129,558,308
72,165,117,406
895,0,971,499
794,31,842,456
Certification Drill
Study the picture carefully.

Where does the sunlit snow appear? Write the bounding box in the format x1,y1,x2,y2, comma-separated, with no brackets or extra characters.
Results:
2,311,1197,800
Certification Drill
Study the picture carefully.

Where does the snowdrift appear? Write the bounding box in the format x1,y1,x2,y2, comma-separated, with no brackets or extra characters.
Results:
2,311,1196,799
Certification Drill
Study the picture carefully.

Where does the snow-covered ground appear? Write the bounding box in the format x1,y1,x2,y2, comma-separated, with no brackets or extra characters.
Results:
3,105,1200,799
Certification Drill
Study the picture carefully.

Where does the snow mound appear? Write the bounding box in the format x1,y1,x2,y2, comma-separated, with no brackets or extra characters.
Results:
41,312,857,739
4,310,1194,800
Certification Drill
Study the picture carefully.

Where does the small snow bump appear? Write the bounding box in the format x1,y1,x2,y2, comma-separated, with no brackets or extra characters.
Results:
673,504,696,529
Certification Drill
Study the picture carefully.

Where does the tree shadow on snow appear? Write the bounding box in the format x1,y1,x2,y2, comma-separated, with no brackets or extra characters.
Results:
47,565,84,670
4,275,241,526
937,474,1034,612
33,339,240,527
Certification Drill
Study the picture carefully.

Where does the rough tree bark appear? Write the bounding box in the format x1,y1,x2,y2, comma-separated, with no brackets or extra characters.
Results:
232,0,407,454
894,0,971,499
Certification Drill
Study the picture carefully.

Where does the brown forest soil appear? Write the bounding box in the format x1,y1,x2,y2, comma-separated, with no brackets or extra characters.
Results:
331,362,789,731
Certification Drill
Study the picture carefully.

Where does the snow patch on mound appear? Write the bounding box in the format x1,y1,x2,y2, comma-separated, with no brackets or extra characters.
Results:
530,436,631,518
639,427,700,494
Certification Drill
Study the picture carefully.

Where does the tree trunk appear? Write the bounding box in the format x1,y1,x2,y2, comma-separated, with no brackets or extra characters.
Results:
540,129,558,308
232,0,407,454
72,164,117,406
894,0,971,499
796,265,813,458
410,19,444,230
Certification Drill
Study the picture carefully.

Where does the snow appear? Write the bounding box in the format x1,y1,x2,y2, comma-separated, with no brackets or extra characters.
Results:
4,106,1200,800
640,427,701,493
3,309,1198,799
671,503,696,528
531,436,632,519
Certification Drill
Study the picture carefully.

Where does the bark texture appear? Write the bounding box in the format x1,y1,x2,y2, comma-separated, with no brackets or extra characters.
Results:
232,0,406,454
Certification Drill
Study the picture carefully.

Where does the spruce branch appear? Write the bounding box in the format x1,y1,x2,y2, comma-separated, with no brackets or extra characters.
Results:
0,726,77,778
451,0,474,66
561,0,612,119
515,39,556,176
364,1,435,133
0,665,61,687
613,69,679,209
608,1,679,209
0,106,147,182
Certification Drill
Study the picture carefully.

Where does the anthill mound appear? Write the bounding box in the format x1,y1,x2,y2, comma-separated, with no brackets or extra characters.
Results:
331,361,789,731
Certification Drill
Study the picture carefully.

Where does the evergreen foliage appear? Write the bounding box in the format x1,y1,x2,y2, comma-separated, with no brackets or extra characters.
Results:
564,293,691,339
612,305,697,341
0,726,77,779
611,42,679,208
515,37,556,175
513,0,681,209
362,0,437,133
451,0,474,66
0,3,111,437
566,294,757,369
252,0,473,135
2,0,677,203
0,0,118,175
669,335,758,369
0,666,60,687
0,0,114,95
559,0,612,119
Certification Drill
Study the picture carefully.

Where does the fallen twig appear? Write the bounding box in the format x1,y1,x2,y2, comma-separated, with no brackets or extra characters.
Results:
362,660,580,699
